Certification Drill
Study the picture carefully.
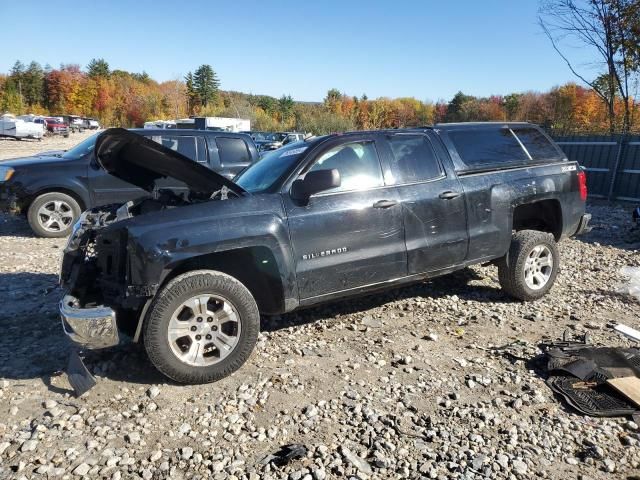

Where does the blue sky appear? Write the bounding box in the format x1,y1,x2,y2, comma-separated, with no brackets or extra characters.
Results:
1,0,597,102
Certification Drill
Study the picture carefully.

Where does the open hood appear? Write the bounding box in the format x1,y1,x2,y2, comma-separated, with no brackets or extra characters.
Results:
95,128,247,196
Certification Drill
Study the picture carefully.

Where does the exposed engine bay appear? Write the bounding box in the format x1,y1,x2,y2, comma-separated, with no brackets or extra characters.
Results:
60,187,241,312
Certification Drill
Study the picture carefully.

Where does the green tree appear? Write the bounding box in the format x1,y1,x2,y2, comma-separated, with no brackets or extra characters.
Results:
86,58,110,78
184,71,198,113
446,91,475,122
256,95,277,115
278,95,294,122
132,71,151,83
193,64,220,107
23,61,44,108
504,93,521,120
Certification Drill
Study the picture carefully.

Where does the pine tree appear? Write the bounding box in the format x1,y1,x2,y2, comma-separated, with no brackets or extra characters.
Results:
87,58,110,78
184,71,199,113
193,65,220,107
23,61,44,108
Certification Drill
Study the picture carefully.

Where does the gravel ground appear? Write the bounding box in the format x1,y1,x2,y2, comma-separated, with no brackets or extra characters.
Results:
0,131,97,161
0,136,640,479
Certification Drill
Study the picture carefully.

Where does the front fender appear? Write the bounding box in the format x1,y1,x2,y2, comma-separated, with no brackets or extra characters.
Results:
8,171,91,210
125,205,297,309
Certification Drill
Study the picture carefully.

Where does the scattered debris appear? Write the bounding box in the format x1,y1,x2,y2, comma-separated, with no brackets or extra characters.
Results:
260,444,308,466
614,323,640,343
617,267,640,301
540,335,640,417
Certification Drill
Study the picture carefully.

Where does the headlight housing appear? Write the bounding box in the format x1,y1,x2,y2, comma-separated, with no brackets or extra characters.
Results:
0,166,15,182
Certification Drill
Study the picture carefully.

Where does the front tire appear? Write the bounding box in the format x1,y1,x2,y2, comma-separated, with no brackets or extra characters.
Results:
498,230,559,301
27,192,81,238
143,270,259,384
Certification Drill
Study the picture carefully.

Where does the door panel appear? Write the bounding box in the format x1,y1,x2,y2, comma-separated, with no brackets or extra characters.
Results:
283,135,406,299
284,187,406,298
396,178,468,273
381,132,468,274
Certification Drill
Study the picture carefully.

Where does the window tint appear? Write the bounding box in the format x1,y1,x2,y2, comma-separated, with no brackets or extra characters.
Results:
512,128,562,161
309,141,383,193
388,135,442,183
217,137,250,165
448,128,528,169
149,135,204,162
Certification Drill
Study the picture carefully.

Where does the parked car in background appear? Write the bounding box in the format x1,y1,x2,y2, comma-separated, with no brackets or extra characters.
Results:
0,129,259,237
82,118,100,130
252,131,306,153
44,117,70,137
57,122,590,384
0,114,45,140
58,115,84,133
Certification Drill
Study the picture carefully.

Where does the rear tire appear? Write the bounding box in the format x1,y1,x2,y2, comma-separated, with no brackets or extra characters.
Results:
498,230,559,301
27,192,81,238
143,270,259,384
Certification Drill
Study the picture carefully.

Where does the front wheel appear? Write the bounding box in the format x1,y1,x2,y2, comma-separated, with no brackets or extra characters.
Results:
143,270,259,384
27,192,81,238
498,230,559,301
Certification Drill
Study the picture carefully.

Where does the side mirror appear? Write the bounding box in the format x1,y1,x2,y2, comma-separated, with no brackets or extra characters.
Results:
291,168,341,202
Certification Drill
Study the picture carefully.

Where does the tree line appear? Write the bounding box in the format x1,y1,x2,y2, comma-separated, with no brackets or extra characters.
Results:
0,58,638,135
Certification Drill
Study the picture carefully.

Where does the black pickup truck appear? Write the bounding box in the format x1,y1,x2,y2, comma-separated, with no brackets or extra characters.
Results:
0,129,259,237
59,124,590,385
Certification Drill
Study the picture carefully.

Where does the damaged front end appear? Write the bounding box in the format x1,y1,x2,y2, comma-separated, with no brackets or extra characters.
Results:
59,204,127,350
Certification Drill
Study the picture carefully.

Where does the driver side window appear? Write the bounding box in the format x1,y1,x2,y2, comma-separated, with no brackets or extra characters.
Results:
308,141,384,194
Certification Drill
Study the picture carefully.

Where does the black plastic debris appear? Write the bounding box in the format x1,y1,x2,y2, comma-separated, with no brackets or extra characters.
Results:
66,349,96,397
539,333,640,417
260,444,308,466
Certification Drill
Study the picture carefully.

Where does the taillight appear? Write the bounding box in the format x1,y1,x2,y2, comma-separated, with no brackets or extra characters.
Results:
578,170,587,201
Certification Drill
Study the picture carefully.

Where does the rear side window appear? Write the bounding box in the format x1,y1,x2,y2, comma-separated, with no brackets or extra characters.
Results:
448,128,528,169
217,137,250,165
149,135,206,163
388,135,443,183
512,128,563,161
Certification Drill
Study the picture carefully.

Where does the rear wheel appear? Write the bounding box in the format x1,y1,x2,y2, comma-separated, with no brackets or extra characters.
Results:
498,230,559,301
143,270,259,384
27,192,80,238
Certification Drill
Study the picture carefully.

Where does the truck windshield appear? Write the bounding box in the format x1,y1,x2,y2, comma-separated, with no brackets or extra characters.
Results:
235,143,309,193
62,133,98,160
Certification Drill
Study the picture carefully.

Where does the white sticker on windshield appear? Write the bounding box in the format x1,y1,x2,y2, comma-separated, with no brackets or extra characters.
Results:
280,146,307,157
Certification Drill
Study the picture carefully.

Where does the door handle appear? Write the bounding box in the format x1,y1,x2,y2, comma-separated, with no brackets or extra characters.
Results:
373,199,397,209
439,191,461,200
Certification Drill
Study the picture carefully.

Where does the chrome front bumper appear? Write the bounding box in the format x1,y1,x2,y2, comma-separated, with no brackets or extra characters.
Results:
60,294,119,349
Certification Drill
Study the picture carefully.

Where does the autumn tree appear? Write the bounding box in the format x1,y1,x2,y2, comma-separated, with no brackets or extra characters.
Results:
539,0,640,132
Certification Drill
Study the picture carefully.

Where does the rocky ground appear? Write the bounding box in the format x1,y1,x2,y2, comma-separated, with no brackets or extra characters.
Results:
0,136,640,479
0,131,97,161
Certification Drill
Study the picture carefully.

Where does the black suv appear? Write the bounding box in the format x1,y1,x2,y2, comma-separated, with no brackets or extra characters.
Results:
0,129,259,237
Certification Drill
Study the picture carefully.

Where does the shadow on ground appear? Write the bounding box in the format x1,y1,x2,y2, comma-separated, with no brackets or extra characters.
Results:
261,267,512,332
0,267,511,391
0,214,37,238
0,272,164,391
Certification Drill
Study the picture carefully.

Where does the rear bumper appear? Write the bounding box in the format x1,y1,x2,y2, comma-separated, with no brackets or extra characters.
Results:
573,213,592,236
60,294,119,349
